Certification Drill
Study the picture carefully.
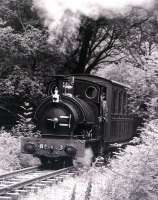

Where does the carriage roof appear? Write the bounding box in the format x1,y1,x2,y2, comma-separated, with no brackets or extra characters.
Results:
65,74,129,89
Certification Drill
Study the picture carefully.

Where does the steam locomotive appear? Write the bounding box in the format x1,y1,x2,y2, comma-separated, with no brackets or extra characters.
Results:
21,74,136,167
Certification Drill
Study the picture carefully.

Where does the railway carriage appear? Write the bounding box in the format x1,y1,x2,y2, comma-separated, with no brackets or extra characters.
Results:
21,75,136,166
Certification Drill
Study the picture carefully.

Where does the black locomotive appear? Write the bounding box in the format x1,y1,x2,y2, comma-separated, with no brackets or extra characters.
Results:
21,74,136,166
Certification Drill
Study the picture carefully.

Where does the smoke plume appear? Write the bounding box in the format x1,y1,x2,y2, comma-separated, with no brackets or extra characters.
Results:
33,0,154,43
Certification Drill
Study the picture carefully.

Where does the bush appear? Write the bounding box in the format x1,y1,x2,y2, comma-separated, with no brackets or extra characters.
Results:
86,120,158,200
0,128,40,171
0,66,45,99
96,61,158,120
21,120,158,200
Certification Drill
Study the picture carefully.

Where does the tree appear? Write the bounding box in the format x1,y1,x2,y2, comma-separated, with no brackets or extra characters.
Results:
55,7,158,74
0,0,40,32
0,0,64,83
0,66,44,100
119,7,158,70
97,56,158,119
58,15,123,74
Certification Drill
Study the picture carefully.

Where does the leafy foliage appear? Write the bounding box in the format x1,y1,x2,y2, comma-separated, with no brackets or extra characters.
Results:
12,100,41,137
119,8,158,70
0,23,62,82
0,66,44,99
0,0,64,84
0,128,40,170
48,7,158,74
54,15,124,74
12,122,40,137
22,120,158,200
97,55,158,119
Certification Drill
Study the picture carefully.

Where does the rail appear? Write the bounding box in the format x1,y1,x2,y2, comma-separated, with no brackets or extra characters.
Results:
0,166,38,180
0,166,75,199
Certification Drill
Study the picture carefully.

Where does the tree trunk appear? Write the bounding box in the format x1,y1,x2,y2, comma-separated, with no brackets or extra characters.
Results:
73,21,93,74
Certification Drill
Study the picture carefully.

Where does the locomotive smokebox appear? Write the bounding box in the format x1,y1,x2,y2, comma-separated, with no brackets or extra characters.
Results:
34,95,96,136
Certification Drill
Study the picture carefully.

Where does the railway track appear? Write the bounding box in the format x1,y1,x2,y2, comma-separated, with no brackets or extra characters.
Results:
0,166,75,200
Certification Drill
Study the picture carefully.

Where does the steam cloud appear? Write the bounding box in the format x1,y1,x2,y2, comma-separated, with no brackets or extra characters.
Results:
82,147,94,167
73,147,94,167
33,0,154,43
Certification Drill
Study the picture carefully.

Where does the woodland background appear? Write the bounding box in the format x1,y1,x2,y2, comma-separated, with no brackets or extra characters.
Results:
0,0,158,117
0,1,158,199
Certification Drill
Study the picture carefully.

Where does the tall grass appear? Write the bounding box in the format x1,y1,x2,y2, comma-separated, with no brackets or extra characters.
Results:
84,179,92,200
70,184,76,200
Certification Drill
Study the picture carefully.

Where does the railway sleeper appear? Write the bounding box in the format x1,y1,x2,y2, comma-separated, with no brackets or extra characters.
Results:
25,186,38,193
0,196,12,200
15,189,28,195
57,176,64,182
41,180,54,186
46,178,59,184
35,183,46,189
3,192,19,200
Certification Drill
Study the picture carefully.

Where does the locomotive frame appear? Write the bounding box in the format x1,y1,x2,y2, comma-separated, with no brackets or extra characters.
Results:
21,74,136,167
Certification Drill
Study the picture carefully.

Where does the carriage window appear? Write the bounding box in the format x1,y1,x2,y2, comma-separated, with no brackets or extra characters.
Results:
85,86,98,99
118,92,123,114
112,91,115,113
123,92,127,114
112,89,118,113
122,92,125,113
113,89,127,114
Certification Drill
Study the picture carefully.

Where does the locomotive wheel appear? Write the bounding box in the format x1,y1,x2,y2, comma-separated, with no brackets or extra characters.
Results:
39,157,73,169
51,157,73,169
62,158,73,168
39,156,49,169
